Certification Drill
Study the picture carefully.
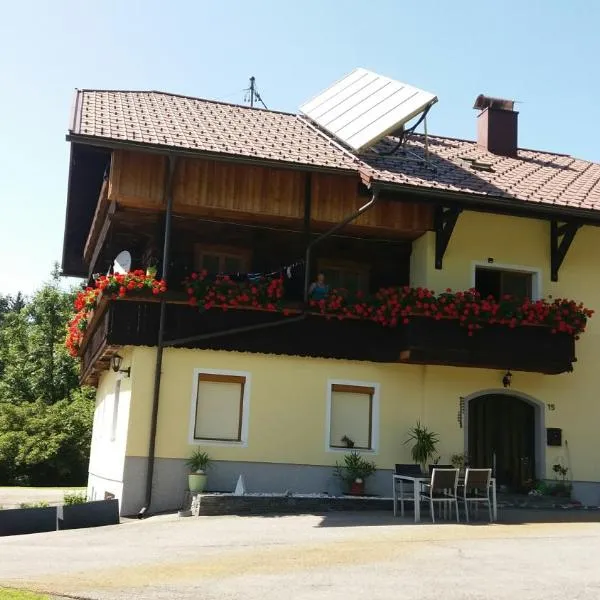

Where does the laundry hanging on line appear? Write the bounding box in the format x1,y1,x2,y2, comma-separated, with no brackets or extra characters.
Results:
200,260,305,284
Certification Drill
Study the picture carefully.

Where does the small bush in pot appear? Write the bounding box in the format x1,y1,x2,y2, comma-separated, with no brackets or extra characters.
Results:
63,491,87,506
335,450,376,495
450,452,469,476
404,421,439,473
186,450,211,493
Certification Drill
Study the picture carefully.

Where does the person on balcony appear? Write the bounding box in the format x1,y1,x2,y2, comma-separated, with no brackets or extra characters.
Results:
308,273,330,301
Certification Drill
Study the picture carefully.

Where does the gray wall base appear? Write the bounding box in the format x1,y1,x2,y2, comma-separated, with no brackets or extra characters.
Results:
121,456,600,516
571,481,600,507
121,457,394,515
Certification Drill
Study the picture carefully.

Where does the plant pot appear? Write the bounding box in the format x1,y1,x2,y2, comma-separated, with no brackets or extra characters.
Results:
188,472,207,493
349,479,365,496
146,266,158,278
57,499,119,531
0,506,57,537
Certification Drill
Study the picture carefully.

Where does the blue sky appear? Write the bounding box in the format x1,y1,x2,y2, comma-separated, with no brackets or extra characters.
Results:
1,0,599,296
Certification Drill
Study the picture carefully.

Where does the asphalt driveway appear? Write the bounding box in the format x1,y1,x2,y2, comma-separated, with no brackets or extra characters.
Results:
1,511,599,599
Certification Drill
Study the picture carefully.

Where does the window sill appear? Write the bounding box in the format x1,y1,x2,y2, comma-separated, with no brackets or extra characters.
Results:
327,446,377,455
191,438,248,448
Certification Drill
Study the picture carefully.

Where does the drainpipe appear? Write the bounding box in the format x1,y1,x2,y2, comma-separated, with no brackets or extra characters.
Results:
138,154,177,518
139,181,378,516
162,186,380,349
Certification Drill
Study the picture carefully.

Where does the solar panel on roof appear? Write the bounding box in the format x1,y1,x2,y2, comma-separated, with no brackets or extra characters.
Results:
300,68,437,152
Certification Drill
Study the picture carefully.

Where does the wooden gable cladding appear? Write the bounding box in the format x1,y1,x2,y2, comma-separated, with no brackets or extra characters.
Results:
173,157,305,219
311,173,432,235
109,150,165,207
108,150,432,237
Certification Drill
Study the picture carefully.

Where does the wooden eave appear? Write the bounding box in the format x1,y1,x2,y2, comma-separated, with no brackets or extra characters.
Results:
369,179,600,227
66,133,360,177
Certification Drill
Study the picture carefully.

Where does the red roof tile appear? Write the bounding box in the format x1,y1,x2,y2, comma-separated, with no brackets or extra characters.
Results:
69,90,600,217
359,134,600,213
70,90,358,172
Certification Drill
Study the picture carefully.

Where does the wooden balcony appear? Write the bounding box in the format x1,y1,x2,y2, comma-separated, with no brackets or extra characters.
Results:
399,316,575,375
79,296,577,385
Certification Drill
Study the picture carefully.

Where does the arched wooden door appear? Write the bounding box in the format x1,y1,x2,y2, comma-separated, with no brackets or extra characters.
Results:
468,394,535,491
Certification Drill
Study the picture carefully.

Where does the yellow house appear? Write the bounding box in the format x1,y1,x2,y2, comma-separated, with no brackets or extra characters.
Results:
62,87,600,516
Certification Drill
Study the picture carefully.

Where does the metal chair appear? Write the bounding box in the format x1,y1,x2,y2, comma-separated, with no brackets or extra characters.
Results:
420,468,459,523
462,468,493,523
393,464,423,517
428,464,453,476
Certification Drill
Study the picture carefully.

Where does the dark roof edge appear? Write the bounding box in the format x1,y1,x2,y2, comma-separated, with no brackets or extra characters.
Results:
61,144,75,274
372,180,600,225
66,133,359,176
68,89,82,135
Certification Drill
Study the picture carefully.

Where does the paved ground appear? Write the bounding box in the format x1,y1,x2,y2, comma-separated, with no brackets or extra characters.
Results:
0,487,86,509
1,510,599,599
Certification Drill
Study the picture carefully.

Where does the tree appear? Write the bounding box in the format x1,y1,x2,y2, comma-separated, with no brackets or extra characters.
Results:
0,390,93,485
0,265,79,405
0,265,94,485
0,292,27,384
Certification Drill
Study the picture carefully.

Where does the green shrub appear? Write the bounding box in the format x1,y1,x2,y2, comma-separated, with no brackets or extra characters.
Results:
186,450,211,473
18,501,49,509
405,421,439,472
334,450,376,483
63,491,87,505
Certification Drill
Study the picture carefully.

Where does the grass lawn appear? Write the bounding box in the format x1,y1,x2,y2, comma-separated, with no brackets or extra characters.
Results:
0,487,85,490
0,589,50,599
0,487,86,510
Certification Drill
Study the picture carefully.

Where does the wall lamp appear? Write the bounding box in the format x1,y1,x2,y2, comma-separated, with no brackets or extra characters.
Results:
111,354,131,378
502,370,512,388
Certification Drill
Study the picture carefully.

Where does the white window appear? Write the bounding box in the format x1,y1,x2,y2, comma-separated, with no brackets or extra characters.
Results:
194,244,250,274
472,262,541,300
95,395,105,440
319,259,370,293
189,369,251,445
326,380,379,452
110,379,121,442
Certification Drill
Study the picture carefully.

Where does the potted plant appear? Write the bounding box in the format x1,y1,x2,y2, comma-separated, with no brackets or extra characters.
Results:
340,434,355,448
335,450,376,495
145,257,158,278
57,492,119,531
549,463,572,498
450,452,469,477
186,450,211,493
404,421,439,473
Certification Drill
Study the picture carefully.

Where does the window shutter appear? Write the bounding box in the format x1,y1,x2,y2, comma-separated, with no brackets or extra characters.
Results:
329,385,373,449
194,376,244,441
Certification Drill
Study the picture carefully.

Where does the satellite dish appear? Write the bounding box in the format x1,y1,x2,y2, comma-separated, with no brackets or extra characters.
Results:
113,250,132,275
300,67,437,152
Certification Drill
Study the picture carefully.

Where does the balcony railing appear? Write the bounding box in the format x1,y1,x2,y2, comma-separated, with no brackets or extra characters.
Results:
77,293,579,385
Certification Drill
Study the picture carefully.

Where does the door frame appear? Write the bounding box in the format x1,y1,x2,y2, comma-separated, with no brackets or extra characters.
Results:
463,388,546,481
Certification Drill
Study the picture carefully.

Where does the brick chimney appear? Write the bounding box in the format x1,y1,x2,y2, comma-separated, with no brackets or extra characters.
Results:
473,94,518,157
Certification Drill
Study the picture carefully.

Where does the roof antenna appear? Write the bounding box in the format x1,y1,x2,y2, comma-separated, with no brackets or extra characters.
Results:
244,76,268,109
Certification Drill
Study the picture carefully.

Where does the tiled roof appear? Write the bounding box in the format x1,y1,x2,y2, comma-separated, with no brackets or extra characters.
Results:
359,135,600,213
69,89,600,216
70,90,358,172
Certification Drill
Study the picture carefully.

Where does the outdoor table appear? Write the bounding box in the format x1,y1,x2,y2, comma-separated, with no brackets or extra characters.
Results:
392,473,497,523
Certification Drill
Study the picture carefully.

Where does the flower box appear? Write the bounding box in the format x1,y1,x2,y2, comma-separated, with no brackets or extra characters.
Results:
0,506,58,537
401,316,576,374
56,499,119,531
